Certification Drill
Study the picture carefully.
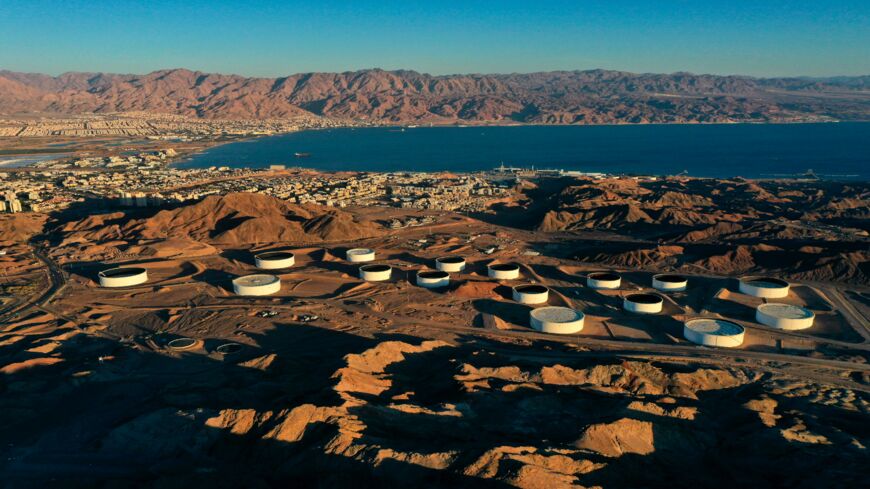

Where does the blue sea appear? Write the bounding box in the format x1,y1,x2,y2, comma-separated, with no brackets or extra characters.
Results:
177,123,870,179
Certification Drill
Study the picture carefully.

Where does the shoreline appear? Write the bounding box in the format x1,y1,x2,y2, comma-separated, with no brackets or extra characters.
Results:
169,122,870,180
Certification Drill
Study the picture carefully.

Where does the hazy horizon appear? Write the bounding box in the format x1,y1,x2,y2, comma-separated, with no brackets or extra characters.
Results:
3,66,869,80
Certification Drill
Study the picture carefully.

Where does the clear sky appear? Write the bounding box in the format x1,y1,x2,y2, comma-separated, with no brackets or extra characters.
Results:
1,0,868,77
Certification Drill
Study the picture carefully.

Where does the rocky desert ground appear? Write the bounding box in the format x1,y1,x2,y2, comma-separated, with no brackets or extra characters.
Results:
1,180,868,488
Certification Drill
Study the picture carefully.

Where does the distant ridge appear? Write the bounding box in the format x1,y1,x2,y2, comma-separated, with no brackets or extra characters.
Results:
1,68,868,123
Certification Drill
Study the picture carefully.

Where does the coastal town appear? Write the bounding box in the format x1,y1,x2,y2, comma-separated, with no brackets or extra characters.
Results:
0,112,359,138
0,148,523,215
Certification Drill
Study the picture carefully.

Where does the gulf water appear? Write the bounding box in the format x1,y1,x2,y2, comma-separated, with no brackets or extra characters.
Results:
177,123,870,179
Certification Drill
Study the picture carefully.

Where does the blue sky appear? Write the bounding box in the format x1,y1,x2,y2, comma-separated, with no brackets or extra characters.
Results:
1,0,868,77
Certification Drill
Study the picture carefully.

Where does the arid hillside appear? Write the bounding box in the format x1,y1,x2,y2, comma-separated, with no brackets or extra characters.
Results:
503,177,870,284
44,193,381,263
1,68,869,123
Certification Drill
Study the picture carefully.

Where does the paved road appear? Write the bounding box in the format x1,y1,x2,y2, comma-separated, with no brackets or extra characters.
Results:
819,285,870,342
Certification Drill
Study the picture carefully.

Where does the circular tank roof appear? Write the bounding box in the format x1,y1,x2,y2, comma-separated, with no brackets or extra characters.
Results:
685,318,745,336
589,272,620,281
215,343,243,355
756,303,813,320
256,251,295,260
233,274,280,287
418,270,449,279
489,263,519,271
99,267,147,278
348,248,374,256
514,284,548,294
437,256,465,264
530,307,584,323
741,277,789,288
360,264,391,272
654,274,687,283
167,337,197,350
625,293,663,304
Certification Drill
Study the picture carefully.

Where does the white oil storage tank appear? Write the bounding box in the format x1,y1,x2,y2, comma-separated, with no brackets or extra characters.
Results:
98,267,149,287
652,274,688,292
683,318,745,347
755,303,815,330
587,272,621,290
435,256,466,272
417,270,450,288
738,276,790,298
359,264,392,282
346,248,376,263
623,293,664,314
232,274,281,296
487,263,520,280
530,307,585,334
255,251,296,270
512,284,550,304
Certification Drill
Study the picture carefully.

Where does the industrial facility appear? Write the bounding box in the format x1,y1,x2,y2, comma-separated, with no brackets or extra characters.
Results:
98,267,149,287
255,251,296,269
623,293,663,314
587,272,621,290
346,248,376,263
167,337,197,351
232,274,281,296
683,318,745,347
755,303,815,330
487,263,520,280
512,284,550,304
652,274,688,292
417,270,450,288
435,256,466,272
359,264,392,282
738,276,790,298
530,306,585,334
88,242,820,353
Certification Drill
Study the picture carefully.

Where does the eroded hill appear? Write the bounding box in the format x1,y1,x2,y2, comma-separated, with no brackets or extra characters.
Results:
512,177,870,284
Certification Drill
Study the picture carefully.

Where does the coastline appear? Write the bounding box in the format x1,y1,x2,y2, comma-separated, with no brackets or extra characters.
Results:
170,121,870,180
167,118,856,168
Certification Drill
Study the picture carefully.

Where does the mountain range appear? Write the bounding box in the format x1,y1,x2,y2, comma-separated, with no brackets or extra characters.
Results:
1,68,869,123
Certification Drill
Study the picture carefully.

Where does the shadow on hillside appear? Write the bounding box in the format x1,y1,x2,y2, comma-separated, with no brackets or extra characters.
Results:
1,318,865,487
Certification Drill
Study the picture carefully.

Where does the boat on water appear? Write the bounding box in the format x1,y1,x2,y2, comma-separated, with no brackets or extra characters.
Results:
294,152,311,158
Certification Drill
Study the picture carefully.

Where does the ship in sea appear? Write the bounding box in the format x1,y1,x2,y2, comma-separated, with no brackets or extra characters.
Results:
294,152,311,158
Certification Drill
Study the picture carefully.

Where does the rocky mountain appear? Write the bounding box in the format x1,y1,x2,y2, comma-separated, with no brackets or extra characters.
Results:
1,68,869,123
500,177,870,284
48,193,382,262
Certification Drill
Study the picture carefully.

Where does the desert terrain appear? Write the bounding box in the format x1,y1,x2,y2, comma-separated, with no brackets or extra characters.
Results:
1,181,868,488
2,68,869,123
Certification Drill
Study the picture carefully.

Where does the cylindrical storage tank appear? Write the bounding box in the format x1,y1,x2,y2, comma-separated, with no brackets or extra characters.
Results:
652,274,688,292
488,263,520,280
587,272,621,290
623,293,664,314
98,267,148,287
530,307,585,334
346,248,376,263
683,318,745,348
417,270,450,288
738,276,790,298
232,274,281,296
512,284,549,304
255,251,296,270
755,303,815,330
435,256,466,272
359,264,392,282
